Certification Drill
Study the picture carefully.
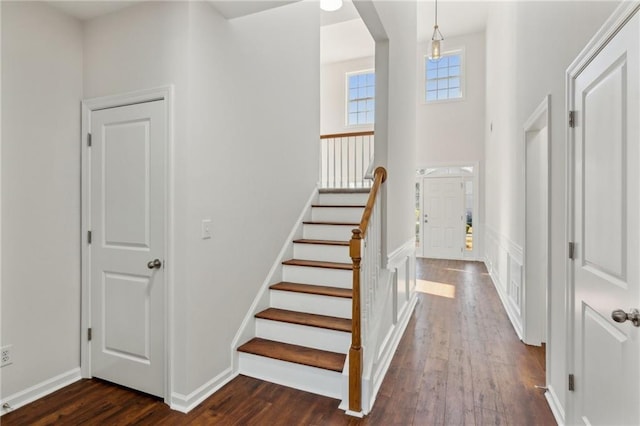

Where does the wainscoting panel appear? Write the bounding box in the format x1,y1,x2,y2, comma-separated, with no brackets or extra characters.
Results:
484,226,524,339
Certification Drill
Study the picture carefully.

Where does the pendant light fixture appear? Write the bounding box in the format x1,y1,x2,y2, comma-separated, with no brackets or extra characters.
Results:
430,0,444,60
320,0,343,12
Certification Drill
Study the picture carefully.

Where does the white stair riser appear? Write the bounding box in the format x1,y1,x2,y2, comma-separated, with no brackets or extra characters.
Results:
303,224,355,240
318,193,369,206
293,243,351,263
311,207,364,223
270,290,351,319
283,265,352,288
255,319,351,353
238,353,343,399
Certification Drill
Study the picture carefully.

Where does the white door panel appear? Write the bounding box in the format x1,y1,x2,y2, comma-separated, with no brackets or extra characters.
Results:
572,11,639,425
422,177,464,259
90,100,166,397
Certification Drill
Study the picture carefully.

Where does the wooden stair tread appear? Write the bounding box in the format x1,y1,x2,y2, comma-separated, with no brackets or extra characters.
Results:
237,338,346,372
255,308,351,333
270,282,352,299
319,188,370,194
311,204,365,208
292,239,349,246
282,259,352,270
302,221,359,226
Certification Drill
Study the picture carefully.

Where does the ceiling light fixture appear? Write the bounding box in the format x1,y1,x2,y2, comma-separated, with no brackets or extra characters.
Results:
320,0,343,12
430,0,444,60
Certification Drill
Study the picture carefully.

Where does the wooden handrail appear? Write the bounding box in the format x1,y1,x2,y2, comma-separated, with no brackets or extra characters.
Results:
357,167,386,238
348,166,387,414
320,130,374,139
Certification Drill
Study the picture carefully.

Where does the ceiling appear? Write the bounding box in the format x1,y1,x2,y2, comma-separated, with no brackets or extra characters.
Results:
48,1,140,20
417,1,489,42
211,1,299,19
46,0,488,64
321,18,373,64
47,0,301,21
320,0,488,64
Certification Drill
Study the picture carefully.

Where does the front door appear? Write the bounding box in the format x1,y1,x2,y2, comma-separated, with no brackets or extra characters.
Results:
422,177,464,259
89,100,166,397
571,9,640,425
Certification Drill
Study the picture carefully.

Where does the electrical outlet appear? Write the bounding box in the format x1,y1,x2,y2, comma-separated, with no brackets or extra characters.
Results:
1,345,13,367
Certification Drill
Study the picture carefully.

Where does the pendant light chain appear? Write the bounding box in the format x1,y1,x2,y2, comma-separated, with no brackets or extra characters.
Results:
430,0,444,60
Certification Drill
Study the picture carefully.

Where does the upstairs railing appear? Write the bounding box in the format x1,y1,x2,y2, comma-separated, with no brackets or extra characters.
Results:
349,166,387,413
320,131,374,188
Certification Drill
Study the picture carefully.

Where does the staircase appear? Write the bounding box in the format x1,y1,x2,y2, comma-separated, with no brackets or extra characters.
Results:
237,188,369,400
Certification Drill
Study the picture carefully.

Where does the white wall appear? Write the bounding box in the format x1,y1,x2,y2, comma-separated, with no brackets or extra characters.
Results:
321,56,374,135
83,0,192,395
484,1,619,421
182,0,319,395
1,1,83,399
416,32,485,166
417,32,486,259
370,0,417,253
84,0,319,401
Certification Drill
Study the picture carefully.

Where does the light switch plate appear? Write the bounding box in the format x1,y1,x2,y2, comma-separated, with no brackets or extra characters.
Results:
201,219,212,239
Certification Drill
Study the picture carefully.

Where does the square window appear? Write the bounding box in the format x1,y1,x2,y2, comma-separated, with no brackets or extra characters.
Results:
425,52,463,102
347,70,375,125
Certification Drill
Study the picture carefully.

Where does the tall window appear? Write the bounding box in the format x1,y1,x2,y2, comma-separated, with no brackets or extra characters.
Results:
425,52,463,102
347,71,375,125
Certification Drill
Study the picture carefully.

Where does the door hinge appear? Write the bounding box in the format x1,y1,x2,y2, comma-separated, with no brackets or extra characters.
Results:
568,374,575,391
87,328,92,341
87,133,92,147
569,111,576,128
87,230,92,244
568,242,575,260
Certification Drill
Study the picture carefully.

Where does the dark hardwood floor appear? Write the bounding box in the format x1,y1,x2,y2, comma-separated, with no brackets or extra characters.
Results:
2,259,555,425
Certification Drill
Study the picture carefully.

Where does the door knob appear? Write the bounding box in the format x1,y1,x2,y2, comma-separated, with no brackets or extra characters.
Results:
147,259,162,270
611,308,640,327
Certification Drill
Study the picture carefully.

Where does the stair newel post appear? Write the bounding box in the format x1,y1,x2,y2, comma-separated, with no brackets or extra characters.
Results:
349,228,363,413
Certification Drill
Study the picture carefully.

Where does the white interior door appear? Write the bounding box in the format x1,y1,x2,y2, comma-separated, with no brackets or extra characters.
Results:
422,177,464,259
571,11,640,425
90,100,166,397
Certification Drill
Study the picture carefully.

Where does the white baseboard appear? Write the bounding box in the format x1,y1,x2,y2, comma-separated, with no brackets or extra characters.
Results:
0,367,82,416
170,368,236,413
345,409,364,418
545,385,566,426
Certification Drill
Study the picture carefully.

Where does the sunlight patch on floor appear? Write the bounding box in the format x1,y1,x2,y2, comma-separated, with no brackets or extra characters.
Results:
416,279,456,299
445,267,473,273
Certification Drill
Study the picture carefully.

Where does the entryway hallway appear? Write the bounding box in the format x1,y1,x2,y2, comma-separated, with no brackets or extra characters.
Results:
2,259,554,425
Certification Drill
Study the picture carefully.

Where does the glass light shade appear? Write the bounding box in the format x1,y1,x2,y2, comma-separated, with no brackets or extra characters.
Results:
320,0,343,12
431,39,441,60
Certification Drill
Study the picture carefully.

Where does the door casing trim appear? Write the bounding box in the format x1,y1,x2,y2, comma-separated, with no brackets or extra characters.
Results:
415,162,480,261
80,86,174,405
